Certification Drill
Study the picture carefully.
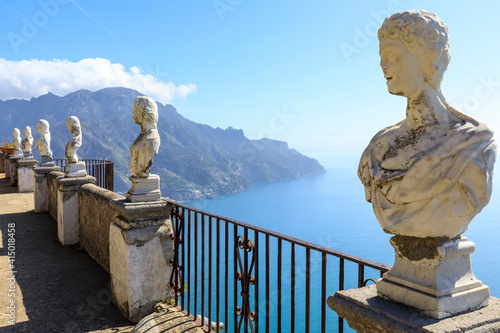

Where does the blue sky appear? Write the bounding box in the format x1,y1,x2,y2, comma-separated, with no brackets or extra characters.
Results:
0,0,499,167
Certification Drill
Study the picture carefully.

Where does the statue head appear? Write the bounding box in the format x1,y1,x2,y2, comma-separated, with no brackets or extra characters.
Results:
23,126,32,138
378,10,450,96
133,96,158,128
37,119,50,134
12,128,20,138
66,116,81,136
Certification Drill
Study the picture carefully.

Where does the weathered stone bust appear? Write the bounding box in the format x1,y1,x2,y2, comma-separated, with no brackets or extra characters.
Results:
130,96,160,177
358,10,496,239
22,126,34,157
36,119,53,158
354,10,496,319
65,116,82,163
12,128,22,154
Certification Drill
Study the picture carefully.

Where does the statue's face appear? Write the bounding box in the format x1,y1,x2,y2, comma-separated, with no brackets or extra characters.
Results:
133,104,143,125
379,37,425,97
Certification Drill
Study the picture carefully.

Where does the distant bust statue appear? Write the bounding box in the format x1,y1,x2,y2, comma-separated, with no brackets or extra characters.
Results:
358,10,497,238
36,119,53,158
130,96,160,177
65,116,82,163
22,126,34,155
12,128,21,152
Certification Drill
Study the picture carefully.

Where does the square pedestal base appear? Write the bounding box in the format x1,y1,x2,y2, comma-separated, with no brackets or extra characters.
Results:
18,160,37,193
377,279,489,319
34,166,62,213
9,156,23,186
110,221,174,322
40,156,55,167
66,161,87,177
57,176,95,245
126,175,161,202
376,236,491,319
328,285,500,333
5,157,11,178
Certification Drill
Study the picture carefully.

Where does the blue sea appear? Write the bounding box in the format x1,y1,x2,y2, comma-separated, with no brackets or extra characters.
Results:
183,157,500,332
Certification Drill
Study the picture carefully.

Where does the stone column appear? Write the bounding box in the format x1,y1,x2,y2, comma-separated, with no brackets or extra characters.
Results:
4,155,11,178
57,176,95,245
17,159,38,193
0,152,5,173
34,166,62,213
109,199,174,323
9,155,23,186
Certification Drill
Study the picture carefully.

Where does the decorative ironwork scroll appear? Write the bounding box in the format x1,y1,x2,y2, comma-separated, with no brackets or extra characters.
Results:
169,205,184,298
235,235,256,333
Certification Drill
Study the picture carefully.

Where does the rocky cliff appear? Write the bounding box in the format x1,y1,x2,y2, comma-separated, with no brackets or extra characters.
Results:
0,87,326,200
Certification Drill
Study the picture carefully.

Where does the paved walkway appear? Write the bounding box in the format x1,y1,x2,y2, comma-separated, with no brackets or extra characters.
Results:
0,173,134,332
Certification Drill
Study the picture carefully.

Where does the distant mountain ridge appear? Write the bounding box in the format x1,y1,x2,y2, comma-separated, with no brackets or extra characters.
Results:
0,87,326,200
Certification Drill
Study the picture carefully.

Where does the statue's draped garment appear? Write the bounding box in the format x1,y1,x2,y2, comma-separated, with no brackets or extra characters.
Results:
358,119,496,238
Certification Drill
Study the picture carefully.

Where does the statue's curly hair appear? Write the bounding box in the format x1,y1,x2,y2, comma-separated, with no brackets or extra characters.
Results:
23,126,32,137
37,119,50,132
134,96,158,126
378,10,450,91
66,116,81,134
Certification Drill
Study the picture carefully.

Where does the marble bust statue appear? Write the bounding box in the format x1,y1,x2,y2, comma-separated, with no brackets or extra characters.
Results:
36,119,53,159
22,126,34,157
65,116,82,163
358,10,496,239
130,96,160,177
12,128,22,153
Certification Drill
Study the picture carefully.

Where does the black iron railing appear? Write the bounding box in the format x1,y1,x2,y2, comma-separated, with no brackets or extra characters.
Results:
164,199,391,333
54,159,114,191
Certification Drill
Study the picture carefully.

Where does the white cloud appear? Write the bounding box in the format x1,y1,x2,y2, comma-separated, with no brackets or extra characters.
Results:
0,58,196,104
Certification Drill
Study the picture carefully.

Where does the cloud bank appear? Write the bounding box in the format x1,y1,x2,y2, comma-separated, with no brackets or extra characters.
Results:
0,58,196,104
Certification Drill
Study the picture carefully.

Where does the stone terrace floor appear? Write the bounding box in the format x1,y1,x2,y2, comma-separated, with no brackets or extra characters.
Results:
0,173,134,332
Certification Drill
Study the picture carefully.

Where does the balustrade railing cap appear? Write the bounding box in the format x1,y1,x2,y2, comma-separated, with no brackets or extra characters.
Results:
110,199,173,224
58,175,96,190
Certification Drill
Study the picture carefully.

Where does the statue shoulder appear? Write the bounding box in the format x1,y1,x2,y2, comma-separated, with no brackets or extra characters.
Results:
358,120,404,181
362,121,404,157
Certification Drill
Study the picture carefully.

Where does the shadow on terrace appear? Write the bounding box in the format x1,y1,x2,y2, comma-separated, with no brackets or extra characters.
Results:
0,173,134,332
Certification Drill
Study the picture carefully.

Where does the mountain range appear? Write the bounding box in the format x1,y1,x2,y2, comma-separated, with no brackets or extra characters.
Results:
0,87,326,200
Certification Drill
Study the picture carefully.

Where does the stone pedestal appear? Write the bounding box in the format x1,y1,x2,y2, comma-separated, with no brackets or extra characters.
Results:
34,166,62,213
126,174,161,202
9,155,23,186
57,176,95,245
109,199,174,323
327,285,500,333
18,159,38,193
0,152,5,173
40,155,55,167
5,156,12,178
66,161,87,177
377,236,489,318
